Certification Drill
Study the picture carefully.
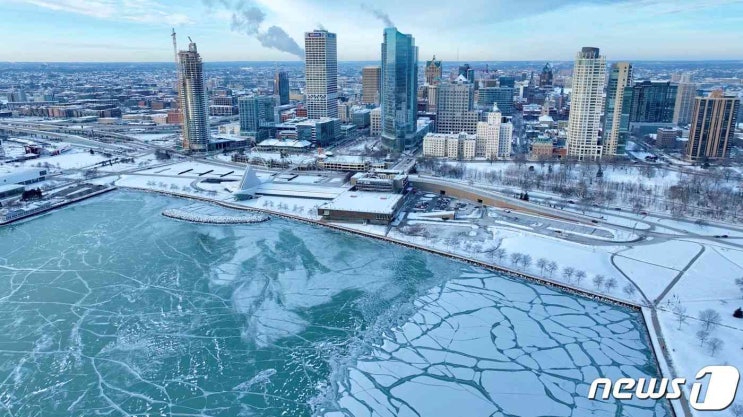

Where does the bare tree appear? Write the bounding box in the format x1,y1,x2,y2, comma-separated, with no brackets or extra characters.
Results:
604,277,618,293
546,261,558,277
592,274,605,290
574,270,586,285
673,303,687,330
696,328,710,346
698,309,721,332
562,267,575,282
623,283,637,297
537,258,548,274
493,248,507,262
510,252,523,267
520,254,533,270
707,337,723,356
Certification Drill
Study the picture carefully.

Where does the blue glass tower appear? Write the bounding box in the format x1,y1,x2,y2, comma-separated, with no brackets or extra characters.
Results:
380,27,418,150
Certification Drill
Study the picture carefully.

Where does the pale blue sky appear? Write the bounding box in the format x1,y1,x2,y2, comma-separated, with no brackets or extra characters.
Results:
2,0,743,62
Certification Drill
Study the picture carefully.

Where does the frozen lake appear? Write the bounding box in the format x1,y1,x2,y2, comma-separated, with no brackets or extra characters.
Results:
0,192,669,416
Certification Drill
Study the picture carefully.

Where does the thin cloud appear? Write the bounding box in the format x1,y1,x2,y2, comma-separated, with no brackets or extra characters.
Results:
13,0,194,25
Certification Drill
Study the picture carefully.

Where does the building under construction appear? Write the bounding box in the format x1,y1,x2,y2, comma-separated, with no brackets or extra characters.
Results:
175,34,209,152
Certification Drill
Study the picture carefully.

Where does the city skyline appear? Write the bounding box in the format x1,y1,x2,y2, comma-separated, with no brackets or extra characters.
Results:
2,0,743,62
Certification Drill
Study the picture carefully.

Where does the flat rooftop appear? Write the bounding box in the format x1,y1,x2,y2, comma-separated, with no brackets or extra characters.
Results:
320,191,403,214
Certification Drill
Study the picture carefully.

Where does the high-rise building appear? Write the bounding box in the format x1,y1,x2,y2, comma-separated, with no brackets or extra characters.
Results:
361,66,381,105
425,55,442,85
627,81,677,124
304,29,338,119
436,78,478,135
673,81,697,126
178,41,209,151
426,84,438,112
539,63,554,88
685,91,740,160
499,76,515,88
476,105,502,159
499,117,514,157
602,62,633,156
477,87,514,115
380,27,418,149
274,71,290,105
238,95,275,140
566,47,605,160
458,64,475,84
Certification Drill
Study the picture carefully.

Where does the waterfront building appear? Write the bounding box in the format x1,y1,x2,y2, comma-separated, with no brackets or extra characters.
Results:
178,41,209,151
380,27,418,149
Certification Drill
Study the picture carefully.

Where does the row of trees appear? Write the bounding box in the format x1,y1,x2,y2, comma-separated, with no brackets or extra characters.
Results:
399,223,639,299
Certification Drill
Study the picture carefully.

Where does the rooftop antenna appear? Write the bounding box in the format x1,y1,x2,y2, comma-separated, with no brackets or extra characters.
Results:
188,36,193,44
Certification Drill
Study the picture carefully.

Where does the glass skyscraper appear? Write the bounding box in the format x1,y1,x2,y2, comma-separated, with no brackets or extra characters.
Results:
380,27,418,150
238,95,275,140
627,81,678,124
602,62,632,156
274,71,289,106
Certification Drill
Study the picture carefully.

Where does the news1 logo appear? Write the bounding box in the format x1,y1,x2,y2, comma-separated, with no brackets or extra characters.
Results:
588,366,740,411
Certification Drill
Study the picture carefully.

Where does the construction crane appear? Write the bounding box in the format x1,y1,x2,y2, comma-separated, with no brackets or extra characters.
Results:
171,28,180,70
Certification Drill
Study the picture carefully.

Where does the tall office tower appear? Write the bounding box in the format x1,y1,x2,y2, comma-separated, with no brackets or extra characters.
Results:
178,41,209,151
499,76,515,88
426,84,438,112
477,87,515,115
274,71,289,105
304,29,338,119
436,78,478,135
539,63,554,88
685,91,740,160
476,104,502,159
602,62,633,156
626,81,677,125
238,95,275,140
361,66,381,105
380,27,418,149
566,47,605,160
458,64,475,84
673,81,697,126
425,55,442,85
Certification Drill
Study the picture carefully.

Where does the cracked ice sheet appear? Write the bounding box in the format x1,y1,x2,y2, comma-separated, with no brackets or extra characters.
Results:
326,270,670,417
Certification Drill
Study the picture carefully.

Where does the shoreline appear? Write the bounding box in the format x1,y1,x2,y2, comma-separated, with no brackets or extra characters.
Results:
35,185,679,416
